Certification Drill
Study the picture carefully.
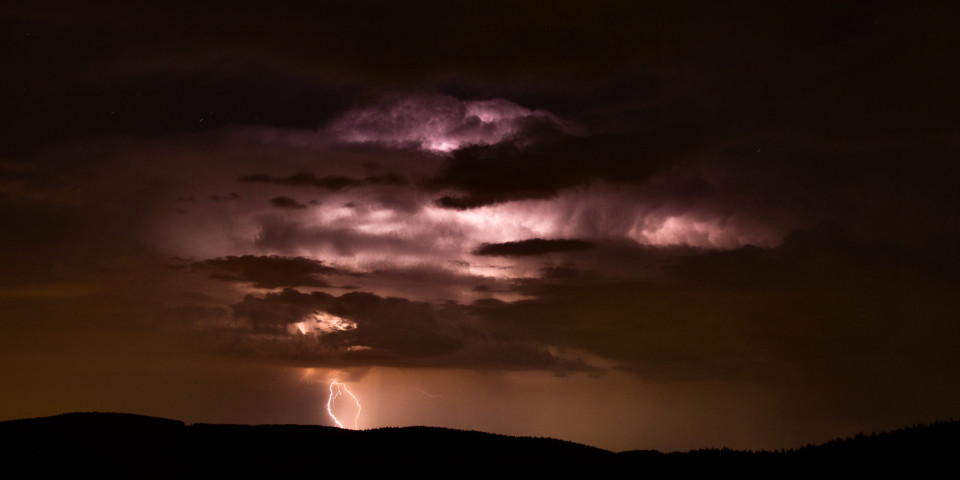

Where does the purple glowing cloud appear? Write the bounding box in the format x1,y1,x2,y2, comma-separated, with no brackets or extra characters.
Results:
326,93,575,152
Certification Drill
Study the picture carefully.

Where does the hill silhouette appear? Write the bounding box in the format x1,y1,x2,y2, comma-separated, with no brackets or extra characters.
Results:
1,413,956,478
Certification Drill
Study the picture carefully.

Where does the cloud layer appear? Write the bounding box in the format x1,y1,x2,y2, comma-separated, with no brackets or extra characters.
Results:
326,94,573,152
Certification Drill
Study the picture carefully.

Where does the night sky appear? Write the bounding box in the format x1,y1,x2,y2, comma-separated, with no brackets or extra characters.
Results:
2,1,959,452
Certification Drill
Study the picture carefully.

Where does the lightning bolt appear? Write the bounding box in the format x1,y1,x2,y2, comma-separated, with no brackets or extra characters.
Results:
297,368,314,386
326,380,362,429
415,387,443,399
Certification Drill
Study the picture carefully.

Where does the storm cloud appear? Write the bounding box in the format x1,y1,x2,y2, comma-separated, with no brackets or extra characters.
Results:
191,255,339,289
326,93,574,152
3,0,959,452
473,239,594,257
242,173,406,190
225,287,595,373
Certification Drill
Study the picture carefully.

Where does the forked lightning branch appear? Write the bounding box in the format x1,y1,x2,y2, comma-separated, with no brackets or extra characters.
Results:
327,380,361,429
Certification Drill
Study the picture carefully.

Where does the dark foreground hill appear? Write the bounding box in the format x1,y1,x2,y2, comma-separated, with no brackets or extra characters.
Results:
1,413,957,478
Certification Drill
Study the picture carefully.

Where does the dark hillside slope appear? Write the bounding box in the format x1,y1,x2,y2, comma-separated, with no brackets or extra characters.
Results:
0,413,612,477
617,420,960,477
1,413,956,478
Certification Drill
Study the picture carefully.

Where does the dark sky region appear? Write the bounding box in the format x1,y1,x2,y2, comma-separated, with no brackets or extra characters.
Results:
1,1,958,452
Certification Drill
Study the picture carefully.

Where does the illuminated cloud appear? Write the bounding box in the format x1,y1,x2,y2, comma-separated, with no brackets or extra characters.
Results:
222,287,597,373
627,214,769,250
326,93,574,152
289,311,357,336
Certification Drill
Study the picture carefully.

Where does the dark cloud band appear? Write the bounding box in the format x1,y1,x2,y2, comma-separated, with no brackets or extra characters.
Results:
473,239,594,257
